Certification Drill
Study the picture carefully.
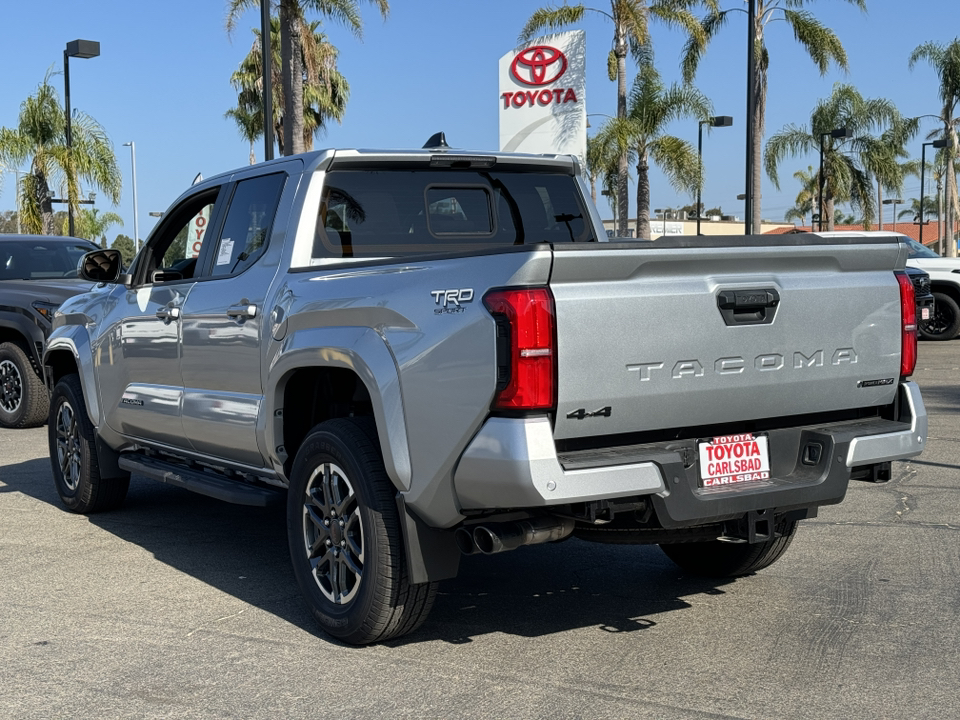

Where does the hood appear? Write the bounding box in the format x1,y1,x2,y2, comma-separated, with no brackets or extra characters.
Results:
0,278,99,306
907,257,960,272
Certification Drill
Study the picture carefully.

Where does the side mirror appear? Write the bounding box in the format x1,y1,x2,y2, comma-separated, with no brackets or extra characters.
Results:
78,249,123,284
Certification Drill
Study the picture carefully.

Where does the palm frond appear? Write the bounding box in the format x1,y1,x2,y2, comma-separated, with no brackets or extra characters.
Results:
518,5,585,43
782,10,848,75
649,135,700,195
680,10,728,83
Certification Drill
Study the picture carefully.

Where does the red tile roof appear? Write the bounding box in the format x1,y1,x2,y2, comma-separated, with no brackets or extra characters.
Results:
765,222,948,246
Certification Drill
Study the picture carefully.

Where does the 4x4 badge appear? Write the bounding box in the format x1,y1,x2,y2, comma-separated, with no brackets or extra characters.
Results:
566,406,612,420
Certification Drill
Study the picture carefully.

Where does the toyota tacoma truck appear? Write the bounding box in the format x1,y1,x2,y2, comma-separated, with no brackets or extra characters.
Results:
43,143,927,645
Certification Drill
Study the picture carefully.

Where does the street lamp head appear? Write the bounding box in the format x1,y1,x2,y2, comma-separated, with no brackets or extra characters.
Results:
65,39,100,59
932,138,949,149
711,116,734,127
882,198,903,205
830,127,852,139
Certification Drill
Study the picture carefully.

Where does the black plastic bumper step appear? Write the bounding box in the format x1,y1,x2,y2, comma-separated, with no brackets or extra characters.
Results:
118,454,281,507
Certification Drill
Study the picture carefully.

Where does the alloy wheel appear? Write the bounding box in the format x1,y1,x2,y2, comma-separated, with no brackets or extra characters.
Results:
0,359,22,414
55,401,82,492
302,462,364,605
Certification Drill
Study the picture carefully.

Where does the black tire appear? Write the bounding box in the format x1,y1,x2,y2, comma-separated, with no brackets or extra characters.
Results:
287,418,437,645
0,341,48,429
659,517,798,578
47,375,130,513
919,292,960,341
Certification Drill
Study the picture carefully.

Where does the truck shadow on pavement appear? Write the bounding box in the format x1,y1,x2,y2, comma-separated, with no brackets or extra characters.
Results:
3,458,735,645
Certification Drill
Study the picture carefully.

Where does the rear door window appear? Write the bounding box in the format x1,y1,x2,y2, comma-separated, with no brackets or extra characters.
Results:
309,168,592,263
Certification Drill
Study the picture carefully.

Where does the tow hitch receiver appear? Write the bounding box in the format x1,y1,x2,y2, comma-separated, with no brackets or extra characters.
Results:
718,509,772,544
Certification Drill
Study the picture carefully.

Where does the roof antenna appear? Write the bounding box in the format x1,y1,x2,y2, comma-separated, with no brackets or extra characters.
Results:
423,132,449,149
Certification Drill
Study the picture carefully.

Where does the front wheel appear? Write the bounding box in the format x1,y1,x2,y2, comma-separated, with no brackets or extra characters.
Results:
0,341,48,429
47,375,129,513
919,292,960,341
286,418,437,645
659,517,798,577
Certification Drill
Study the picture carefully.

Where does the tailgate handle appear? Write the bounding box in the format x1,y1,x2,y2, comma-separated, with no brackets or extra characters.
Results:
717,289,780,326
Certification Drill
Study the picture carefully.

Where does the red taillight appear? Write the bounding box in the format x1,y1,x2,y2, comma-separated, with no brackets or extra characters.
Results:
896,271,917,378
483,287,556,411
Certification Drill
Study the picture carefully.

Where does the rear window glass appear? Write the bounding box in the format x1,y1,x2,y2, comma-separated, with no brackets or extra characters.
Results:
310,168,593,262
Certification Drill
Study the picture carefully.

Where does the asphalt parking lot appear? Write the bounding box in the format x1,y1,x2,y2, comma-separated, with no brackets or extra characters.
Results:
1,342,958,719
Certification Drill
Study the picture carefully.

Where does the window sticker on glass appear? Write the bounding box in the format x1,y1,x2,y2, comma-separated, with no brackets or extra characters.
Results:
216,238,234,266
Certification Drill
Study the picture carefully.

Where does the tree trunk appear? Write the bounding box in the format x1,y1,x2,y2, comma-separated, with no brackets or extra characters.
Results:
636,151,651,240
249,140,256,166
877,181,882,231
751,20,766,234
615,22,629,237
947,123,959,257
825,195,835,232
937,171,943,252
280,1,304,157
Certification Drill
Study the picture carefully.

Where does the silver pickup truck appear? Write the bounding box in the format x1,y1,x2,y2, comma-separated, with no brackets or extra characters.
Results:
43,146,926,645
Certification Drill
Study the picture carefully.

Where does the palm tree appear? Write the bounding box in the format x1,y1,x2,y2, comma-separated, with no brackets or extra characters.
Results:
67,207,123,245
898,196,939,223
682,0,865,233
909,39,960,257
784,166,817,225
765,84,915,231
227,16,349,159
227,0,387,157
594,60,711,239
519,1,711,237
0,75,121,235
586,133,619,206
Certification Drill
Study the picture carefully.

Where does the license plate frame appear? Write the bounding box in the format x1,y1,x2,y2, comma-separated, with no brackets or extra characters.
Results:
697,433,771,488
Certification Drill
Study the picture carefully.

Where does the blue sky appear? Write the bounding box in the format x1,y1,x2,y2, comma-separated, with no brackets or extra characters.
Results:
0,0,957,241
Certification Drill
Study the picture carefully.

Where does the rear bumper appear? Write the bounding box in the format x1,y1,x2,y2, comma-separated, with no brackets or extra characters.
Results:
453,382,926,525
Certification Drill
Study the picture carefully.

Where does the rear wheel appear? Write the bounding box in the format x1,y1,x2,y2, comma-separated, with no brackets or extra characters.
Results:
659,517,799,577
287,418,437,645
47,375,129,513
0,341,48,429
919,292,960,341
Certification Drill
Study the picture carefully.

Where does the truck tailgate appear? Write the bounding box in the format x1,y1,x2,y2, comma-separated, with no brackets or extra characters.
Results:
549,237,905,441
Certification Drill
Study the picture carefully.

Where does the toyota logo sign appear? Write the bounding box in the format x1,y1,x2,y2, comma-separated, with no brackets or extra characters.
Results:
510,45,568,86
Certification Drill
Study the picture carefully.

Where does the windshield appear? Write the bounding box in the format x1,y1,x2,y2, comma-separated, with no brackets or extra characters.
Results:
0,240,98,280
905,239,940,259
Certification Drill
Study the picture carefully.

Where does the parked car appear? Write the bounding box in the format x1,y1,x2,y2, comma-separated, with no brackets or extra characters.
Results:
0,235,98,428
903,238,960,340
904,265,935,328
44,148,926,645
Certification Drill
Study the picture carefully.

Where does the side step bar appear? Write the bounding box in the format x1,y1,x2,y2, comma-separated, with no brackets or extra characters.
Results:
118,455,281,507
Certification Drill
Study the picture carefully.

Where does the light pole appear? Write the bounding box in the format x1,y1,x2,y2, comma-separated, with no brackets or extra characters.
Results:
920,138,948,248
882,197,902,230
818,127,851,231
64,39,100,238
697,116,733,235
122,142,140,251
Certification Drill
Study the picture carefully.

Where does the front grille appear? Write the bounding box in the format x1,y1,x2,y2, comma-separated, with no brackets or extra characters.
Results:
912,275,931,295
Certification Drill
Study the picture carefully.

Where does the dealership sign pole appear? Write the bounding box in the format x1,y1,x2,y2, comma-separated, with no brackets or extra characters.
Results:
498,31,587,164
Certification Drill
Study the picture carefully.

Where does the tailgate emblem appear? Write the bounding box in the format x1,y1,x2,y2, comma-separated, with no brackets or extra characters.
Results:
566,406,612,420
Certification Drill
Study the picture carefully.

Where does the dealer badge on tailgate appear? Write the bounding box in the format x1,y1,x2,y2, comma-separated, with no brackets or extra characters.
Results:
697,433,770,487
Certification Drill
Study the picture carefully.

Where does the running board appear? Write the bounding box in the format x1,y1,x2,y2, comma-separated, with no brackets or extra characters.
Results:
118,455,281,507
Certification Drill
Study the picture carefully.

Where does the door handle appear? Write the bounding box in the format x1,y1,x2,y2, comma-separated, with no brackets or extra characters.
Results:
155,306,181,322
227,303,258,320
